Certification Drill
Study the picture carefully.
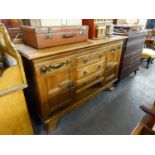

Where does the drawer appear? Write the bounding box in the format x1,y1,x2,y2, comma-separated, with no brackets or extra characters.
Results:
127,33,147,43
109,44,122,52
120,62,139,79
121,61,139,73
122,52,141,68
76,50,106,68
76,71,104,93
76,60,105,80
125,42,144,55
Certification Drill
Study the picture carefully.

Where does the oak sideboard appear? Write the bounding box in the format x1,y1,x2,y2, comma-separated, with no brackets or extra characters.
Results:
16,36,126,133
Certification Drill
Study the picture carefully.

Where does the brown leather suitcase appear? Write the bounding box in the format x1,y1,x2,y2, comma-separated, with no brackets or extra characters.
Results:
21,25,88,49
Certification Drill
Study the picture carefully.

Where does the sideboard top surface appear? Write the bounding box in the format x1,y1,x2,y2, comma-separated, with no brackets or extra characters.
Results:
15,35,127,60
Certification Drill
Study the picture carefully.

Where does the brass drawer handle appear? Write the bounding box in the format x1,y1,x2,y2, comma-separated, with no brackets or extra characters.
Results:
117,45,121,49
98,65,102,70
96,75,101,80
98,54,103,59
52,61,69,69
59,81,74,90
83,58,88,64
40,60,69,73
83,82,87,86
83,71,88,76
110,47,117,52
40,66,48,73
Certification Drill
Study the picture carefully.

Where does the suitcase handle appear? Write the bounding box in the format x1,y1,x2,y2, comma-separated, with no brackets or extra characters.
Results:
62,33,76,38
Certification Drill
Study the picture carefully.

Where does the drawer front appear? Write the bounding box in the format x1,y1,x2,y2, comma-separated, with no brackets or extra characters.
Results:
76,71,104,92
125,42,144,55
76,50,107,68
120,62,139,79
127,33,147,43
122,51,141,68
76,60,105,80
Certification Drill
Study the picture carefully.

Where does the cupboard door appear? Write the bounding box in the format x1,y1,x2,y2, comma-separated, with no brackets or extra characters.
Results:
105,44,122,83
36,57,74,119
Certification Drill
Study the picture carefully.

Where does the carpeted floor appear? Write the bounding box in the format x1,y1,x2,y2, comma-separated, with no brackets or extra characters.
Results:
32,62,155,135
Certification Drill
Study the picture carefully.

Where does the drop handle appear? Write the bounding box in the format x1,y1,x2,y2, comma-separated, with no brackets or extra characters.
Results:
52,60,69,69
110,48,117,51
58,81,75,90
98,55,103,59
40,60,69,73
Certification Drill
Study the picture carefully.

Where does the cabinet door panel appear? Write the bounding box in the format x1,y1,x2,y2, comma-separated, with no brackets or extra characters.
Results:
105,44,122,83
36,57,74,118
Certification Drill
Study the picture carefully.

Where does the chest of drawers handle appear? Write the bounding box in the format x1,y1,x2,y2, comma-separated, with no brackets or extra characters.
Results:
98,65,102,70
117,45,121,49
40,60,69,73
52,61,69,69
83,71,88,76
58,81,74,90
83,58,89,64
98,54,103,59
110,47,117,52
96,75,101,80
40,66,48,73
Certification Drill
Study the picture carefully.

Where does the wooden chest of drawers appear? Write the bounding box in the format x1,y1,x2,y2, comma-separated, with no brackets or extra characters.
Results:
16,36,125,133
115,30,148,80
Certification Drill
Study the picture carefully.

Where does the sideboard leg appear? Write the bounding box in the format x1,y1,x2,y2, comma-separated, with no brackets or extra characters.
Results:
45,117,60,134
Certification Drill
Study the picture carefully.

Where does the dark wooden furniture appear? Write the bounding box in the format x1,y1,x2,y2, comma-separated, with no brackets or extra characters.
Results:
132,102,155,135
145,29,155,49
115,30,148,80
16,36,126,133
0,19,23,40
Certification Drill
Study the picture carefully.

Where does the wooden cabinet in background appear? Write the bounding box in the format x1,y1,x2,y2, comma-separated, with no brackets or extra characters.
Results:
16,36,125,133
115,30,148,80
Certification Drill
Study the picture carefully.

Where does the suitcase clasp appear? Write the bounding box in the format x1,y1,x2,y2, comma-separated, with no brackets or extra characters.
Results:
80,27,85,35
45,33,53,39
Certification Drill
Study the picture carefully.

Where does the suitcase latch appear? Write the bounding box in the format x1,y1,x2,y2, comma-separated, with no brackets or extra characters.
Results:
80,27,84,35
45,33,52,39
